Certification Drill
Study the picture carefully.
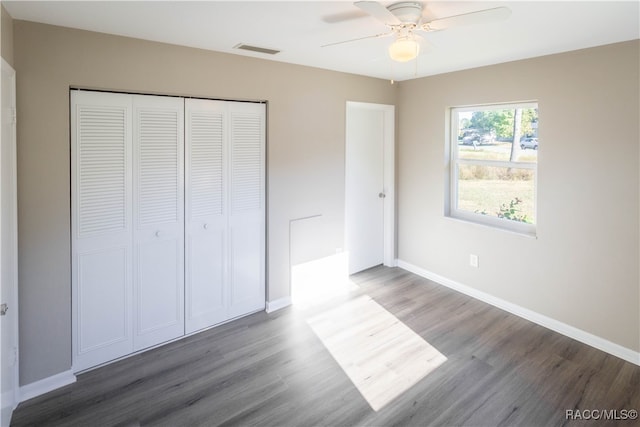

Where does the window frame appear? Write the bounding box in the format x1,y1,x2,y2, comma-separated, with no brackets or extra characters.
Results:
447,102,538,236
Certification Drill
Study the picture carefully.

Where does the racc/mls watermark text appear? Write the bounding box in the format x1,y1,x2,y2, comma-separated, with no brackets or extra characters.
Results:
565,409,638,421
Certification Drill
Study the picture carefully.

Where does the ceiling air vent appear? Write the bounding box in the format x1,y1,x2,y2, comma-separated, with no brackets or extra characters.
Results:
233,43,280,55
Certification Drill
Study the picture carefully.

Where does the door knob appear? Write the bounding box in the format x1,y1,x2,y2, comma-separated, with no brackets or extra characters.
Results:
155,231,161,237
203,223,208,230
378,192,386,198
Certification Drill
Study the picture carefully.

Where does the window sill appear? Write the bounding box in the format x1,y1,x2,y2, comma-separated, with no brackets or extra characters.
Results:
445,213,538,239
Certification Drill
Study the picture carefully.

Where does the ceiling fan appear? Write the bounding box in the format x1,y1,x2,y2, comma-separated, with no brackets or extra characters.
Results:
323,1,511,63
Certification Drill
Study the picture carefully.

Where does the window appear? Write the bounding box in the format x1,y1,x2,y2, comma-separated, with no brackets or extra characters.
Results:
448,102,538,235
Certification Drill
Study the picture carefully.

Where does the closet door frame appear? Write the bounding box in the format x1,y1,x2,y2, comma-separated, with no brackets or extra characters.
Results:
72,90,266,372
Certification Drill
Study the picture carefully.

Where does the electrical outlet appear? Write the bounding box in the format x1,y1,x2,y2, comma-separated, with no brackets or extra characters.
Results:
469,254,479,268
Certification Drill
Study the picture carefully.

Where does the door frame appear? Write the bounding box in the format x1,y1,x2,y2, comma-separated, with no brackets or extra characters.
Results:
1,57,19,426
345,101,395,270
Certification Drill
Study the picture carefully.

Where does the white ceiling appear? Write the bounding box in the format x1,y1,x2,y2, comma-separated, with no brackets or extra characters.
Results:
4,1,639,81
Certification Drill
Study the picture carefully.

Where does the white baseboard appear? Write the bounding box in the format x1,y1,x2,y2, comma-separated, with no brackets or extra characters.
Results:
20,369,76,403
1,389,16,412
266,296,292,313
396,259,640,366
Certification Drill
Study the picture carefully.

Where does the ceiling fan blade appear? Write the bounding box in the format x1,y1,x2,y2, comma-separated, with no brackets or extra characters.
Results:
422,6,511,32
355,1,401,25
322,10,369,24
321,31,393,48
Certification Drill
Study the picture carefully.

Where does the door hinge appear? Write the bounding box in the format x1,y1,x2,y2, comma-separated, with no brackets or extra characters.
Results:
0,303,8,316
12,108,17,124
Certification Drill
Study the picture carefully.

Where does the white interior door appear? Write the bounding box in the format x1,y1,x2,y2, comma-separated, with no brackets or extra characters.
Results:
1,59,18,427
71,91,134,371
132,95,185,350
345,102,395,275
185,99,228,333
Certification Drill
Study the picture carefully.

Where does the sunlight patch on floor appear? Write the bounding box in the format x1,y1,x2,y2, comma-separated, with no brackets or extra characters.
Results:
306,294,447,412
291,252,358,308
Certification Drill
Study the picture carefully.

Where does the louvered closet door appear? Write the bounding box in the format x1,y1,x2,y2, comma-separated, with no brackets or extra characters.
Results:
228,102,266,318
71,91,133,371
185,99,228,333
132,95,185,350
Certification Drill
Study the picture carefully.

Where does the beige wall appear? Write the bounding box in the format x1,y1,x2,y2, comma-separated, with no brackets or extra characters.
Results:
13,20,396,385
397,40,639,352
1,5,14,65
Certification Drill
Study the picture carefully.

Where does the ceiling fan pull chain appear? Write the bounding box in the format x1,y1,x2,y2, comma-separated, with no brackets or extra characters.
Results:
390,59,395,84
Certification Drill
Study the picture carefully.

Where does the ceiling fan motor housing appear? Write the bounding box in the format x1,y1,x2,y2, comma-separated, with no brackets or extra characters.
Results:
387,2,423,24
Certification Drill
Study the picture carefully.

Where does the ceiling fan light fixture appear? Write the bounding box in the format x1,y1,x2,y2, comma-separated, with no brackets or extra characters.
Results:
388,37,419,62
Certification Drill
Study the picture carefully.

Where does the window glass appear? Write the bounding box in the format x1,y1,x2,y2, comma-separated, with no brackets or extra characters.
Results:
450,103,538,233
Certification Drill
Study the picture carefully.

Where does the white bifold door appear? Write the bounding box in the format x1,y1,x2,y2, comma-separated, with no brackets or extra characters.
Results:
72,91,264,372
131,95,185,351
72,91,185,371
185,99,265,333
72,91,134,371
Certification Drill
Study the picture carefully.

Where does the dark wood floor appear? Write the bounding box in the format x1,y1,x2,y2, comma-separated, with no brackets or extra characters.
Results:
12,266,640,426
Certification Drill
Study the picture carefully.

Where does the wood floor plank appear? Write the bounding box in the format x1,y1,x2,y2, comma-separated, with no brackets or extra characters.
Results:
11,266,640,426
